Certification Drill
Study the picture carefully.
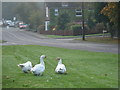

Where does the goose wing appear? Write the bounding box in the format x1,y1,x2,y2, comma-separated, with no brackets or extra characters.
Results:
32,64,45,74
55,64,66,73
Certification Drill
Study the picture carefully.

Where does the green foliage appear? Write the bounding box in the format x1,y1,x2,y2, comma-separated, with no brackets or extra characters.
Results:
49,23,57,31
2,45,118,88
94,2,109,23
49,10,58,30
49,3,104,31
101,2,119,38
28,10,44,29
94,22,105,33
87,18,96,29
38,25,45,31
57,13,70,30
2,2,18,20
85,10,96,29
70,25,81,31
14,2,44,30
50,8,76,30
14,3,30,23
101,2,118,25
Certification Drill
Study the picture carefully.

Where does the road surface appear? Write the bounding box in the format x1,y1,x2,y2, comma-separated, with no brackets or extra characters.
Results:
1,27,118,54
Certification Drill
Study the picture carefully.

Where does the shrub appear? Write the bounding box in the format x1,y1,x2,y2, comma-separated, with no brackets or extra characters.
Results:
57,13,70,30
71,25,82,31
94,23,105,33
38,25,45,31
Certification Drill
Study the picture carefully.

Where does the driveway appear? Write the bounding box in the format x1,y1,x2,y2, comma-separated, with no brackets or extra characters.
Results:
1,27,118,54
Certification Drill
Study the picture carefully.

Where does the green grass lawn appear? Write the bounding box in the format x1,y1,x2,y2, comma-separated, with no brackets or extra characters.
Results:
2,45,118,88
46,35,80,38
46,33,110,38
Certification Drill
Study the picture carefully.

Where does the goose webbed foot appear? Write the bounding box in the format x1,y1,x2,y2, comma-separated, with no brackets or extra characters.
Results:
23,71,28,73
56,71,68,75
34,74,39,76
58,71,63,74
34,73,43,76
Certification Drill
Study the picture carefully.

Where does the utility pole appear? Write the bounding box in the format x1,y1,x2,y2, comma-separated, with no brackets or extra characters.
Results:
82,2,85,40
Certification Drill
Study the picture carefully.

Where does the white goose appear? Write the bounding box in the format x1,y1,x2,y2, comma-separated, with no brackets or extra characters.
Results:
55,57,66,74
18,61,32,73
31,55,46,76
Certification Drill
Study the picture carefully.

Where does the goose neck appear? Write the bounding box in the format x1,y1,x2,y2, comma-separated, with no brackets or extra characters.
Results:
58,59,62,64
40,58,45,65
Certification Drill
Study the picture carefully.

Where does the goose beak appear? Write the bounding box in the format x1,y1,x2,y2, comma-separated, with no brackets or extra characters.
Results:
56,57,60,60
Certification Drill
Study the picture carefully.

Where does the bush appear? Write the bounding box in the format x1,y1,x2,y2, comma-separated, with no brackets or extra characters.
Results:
57,13,70,30
94,23,105,33
38,25,45,31
71,25,82,31
49,23,57,31
87,18,96,29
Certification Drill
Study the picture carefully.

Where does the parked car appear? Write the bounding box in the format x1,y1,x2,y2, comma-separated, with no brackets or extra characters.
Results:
9,22,15,27
5,20,12,26
19,24,28,29
0,20,3,27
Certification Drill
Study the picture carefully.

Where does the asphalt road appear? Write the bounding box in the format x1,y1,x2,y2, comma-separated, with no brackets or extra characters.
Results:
1,27,118,54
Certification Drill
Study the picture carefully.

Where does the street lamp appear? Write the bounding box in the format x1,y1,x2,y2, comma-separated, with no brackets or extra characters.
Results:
76,2,85,40
82,2,85,40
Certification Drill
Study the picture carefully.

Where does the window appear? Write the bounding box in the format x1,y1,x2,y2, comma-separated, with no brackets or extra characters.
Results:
54,8,59,16
62,2,68,7
75,9,82,17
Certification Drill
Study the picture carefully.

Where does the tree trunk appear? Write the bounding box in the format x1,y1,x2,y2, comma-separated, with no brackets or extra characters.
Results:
109,23,114,38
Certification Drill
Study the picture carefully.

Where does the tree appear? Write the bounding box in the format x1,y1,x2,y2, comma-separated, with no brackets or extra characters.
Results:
84,2,96,29
14,3,30,23
101,2,119,38
2,2,19,20
57,13,70,30
86,11,96,29
29,10,44,31
101,2,118,25
94,2,109,23
14,2,44,31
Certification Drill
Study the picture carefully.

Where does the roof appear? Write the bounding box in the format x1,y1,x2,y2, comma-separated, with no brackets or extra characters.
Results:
45,2,82,8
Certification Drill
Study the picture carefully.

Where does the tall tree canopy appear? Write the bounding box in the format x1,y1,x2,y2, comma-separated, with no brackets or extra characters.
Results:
14,2,44,29
101,2,118,25
2,2,18,20
101,2,119,38
94,2,109,23
57,13,70,30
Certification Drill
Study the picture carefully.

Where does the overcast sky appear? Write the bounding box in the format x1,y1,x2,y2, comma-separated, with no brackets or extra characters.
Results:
1,0,119,2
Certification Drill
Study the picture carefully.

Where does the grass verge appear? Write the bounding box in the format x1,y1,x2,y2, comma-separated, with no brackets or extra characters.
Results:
0,40,7,43
74,37,119,44
2,45,118,88
46,33,110,39
46,35,80,38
